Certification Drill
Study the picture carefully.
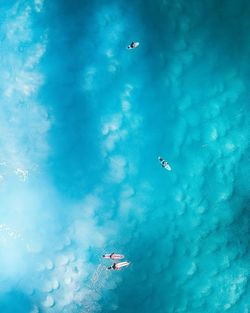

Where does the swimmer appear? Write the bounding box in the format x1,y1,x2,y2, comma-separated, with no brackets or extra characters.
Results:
107,261,130,270
158,156,172,171
102,253,124,260
127,41,140,49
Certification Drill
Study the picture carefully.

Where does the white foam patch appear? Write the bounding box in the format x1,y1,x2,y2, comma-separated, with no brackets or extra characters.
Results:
107,155,127,183
187,262,197,276
100,82,138,158
43,295,55,308
121,185,135,199
0,224,19,235
119,199,133,215
80,195,102,219
56,255,70,267
6,5,32,44
83,67,96,91
33,240,108,311
196,205,207,214
26,242,43,254
224,274,247,310
106,49,113,58
45,259,54,270
101,113,130,154
119,185,136,215
52,280,60,290
108,60,119,73
25,41,47,69
0,3,50,179
103,133,120,151
211,128,218,141
96,5,125,43
34,0,44,12
15,168,29,181
123,84,133,97
130,115,143,130
102,114,122,135
120,84,133,113
30,306,39,313
53,265,90,308
41,280,53,293
58,291,74,307
8,70,44,97
71,220,105,249
225,141,236,152
121,100,131,112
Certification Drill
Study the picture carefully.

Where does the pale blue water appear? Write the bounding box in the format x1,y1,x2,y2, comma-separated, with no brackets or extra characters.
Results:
0,0,249,312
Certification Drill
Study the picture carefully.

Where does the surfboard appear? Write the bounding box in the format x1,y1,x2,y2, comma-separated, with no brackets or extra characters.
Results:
128,42,140,49
102,253,124,260
158,156,171,171
116,261,130,269
111,254,124,260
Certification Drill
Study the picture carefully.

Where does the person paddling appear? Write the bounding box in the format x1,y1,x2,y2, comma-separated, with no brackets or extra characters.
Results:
107,261,130,270
127,41,139,49
102,253,124,260
158,156,172,171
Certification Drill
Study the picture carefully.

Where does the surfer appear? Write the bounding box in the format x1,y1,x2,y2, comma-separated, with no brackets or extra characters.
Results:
128,41,139,49
102,253,124,260
107,261,130,270
158,156,171,171
160,158,168,168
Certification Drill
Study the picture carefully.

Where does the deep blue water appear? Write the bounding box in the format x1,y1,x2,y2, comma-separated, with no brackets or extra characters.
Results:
0,0,250,312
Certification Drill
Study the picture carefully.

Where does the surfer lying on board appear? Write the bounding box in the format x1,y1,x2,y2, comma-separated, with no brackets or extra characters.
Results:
159,157,168,168
102,253,124,260
107,261,130,270
158,156,172,171
128,41,139,49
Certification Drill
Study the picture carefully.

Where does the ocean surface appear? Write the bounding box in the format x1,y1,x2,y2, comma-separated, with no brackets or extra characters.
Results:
0,0,249,312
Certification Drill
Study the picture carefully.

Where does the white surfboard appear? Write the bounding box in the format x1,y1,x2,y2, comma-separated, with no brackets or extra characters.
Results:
115,261,130,269
127,42,140,49
158,156,171,171
102,253,124,260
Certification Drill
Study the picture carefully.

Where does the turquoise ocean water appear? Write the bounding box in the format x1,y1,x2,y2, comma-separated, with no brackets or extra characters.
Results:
0,0,249,312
